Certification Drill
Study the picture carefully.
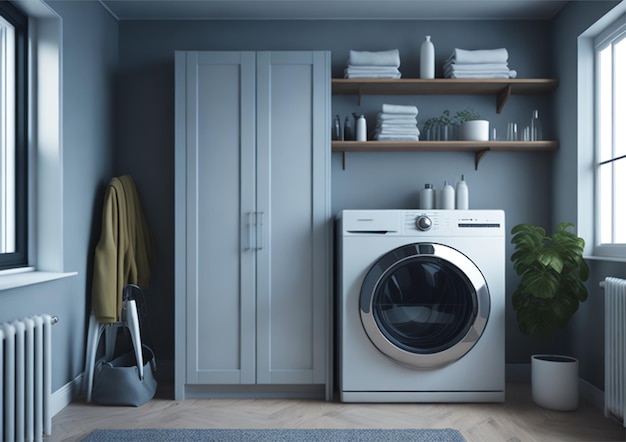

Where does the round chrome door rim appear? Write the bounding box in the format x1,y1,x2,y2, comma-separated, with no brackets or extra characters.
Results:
359,242,490,369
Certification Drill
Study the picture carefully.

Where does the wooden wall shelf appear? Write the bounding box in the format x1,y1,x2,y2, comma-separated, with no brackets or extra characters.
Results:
332,140,559,170
332,78,558,113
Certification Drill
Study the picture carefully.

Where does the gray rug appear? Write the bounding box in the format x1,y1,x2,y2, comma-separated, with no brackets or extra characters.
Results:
81,428,466,441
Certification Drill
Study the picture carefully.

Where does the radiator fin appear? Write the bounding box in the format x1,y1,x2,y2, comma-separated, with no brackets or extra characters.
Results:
604,277,626,427
1,314,53,442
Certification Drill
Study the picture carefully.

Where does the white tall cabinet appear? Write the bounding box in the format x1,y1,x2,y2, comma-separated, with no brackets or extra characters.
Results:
174,51,331,400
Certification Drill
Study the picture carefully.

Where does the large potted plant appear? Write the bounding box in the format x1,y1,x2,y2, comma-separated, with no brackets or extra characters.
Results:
510,222,589,411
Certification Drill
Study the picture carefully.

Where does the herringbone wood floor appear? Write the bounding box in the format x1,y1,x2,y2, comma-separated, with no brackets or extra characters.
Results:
51,382,626,441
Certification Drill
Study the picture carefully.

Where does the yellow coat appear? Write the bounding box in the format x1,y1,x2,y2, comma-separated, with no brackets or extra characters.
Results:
92,175,154,323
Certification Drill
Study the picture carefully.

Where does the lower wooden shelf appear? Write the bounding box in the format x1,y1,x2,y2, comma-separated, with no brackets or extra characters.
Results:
331,140,559,170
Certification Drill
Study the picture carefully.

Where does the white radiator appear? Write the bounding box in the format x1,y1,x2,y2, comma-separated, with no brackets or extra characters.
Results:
1,314,55,442
604,277,626,426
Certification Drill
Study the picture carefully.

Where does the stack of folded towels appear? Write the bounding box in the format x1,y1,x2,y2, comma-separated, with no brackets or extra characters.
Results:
373,104,420,141
443,48,517,79
344,49,401,79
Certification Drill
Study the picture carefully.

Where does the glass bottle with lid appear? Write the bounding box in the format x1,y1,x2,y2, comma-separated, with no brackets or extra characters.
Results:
530,109,542,141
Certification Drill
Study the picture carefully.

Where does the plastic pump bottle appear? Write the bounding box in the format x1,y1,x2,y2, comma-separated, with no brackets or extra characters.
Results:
455,175,469,210
356,115,367,141
420,184,434,209
333,114,342,141
344,116,353,141
440,180,455,210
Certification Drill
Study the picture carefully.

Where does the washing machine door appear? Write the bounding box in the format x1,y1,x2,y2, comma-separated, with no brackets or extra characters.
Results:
360,242,489,369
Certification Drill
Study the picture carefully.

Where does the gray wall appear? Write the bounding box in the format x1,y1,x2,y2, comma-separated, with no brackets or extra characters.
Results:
116,18,558,370
2,0,619,396
0,1,117,391
551,0,624,390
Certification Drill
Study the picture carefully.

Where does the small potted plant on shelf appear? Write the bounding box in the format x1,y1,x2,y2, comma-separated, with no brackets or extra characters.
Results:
510,222,589,411
436,110,454,140
422,110,454,141
453,107,489,141
422,117,438,141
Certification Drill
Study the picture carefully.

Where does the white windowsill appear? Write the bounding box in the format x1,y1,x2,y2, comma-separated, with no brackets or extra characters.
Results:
0,267,78,291
584,255,626,263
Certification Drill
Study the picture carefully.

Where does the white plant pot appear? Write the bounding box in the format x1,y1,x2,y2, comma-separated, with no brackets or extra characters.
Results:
531,354,579,411
459,120,489,141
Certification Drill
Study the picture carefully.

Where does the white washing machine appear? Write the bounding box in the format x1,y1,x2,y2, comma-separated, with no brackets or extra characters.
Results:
337,209,505,403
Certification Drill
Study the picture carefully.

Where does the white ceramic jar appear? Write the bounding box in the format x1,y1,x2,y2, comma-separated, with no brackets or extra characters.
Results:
459,120,489,141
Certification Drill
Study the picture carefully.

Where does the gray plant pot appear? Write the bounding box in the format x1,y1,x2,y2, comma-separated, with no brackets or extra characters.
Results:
531,354,579,411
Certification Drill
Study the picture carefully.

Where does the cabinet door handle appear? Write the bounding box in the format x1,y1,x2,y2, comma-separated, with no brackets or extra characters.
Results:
247,212,255,251
257,212,264,250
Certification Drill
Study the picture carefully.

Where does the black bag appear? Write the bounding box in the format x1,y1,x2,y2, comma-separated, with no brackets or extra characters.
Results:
92,345,157,406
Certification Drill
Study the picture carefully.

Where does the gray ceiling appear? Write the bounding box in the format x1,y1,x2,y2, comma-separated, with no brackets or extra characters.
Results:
97,0,570,20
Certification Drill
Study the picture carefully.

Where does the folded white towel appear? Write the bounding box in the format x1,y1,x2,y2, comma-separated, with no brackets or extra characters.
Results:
376,114,418,123
374,133,419,141
376,118,418,125
446,48,509,64
381,104,418,116
445,69,511,77
348,49,401,68
345,72,401,79
345,66,401,73
377,127,420,135
443,63,509,72
344,66,401,79
376,123,419,131
446,71,517,79
377,119,418,126
375,126,419,133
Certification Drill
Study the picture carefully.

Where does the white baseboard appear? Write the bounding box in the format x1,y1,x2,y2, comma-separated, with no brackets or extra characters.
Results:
579,378,604,411
49,361,173,417
50,362,174,418
51,373,83,417
49,366,605,416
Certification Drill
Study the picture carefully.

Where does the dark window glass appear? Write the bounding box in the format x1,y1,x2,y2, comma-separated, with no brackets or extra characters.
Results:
372,256,478,354
0,1,27,269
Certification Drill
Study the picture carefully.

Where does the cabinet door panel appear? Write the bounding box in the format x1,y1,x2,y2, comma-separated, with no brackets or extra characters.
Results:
256,52,330,384
176,51,330,396
183,52,257,385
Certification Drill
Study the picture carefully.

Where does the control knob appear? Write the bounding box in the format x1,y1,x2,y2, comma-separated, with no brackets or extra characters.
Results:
415,215,432,231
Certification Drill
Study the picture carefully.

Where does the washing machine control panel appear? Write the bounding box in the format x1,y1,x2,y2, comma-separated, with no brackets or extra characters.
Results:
404,210,504,236
415,215,432,231
340,210,504,237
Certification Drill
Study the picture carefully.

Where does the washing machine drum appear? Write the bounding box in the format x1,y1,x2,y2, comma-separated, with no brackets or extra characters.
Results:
360,242,490,369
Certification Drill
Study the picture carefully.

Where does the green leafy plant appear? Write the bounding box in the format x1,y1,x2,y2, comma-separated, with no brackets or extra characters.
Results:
423,109,453,130
510,222,589,339
422,117,437,132
452,107,480,124
437,109,452,127
422,108,482,140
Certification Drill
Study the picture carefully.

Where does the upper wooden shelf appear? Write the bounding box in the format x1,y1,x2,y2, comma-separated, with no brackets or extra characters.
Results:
331,78,559,113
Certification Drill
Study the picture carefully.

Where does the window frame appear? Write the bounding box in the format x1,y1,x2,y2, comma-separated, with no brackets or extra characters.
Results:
593,14,626,259
0,0,27,270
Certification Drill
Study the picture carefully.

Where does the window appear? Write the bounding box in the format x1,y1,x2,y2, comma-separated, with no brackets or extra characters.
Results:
0,1,26,270
594,15,626,258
